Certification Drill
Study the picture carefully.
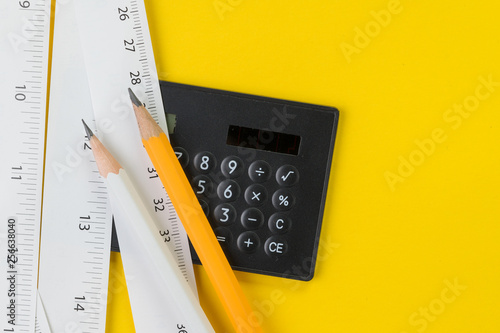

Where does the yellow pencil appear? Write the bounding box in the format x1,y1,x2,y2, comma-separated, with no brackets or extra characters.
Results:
82,120,214,332
129,88,263,333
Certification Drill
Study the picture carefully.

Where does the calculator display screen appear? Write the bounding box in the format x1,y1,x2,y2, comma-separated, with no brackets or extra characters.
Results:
226,125,301,155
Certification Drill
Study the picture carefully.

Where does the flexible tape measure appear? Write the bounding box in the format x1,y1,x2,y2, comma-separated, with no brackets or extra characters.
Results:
73,0,196,289
36,1,113,331
37,0,196,331
73,0,197,330
0,0,51,331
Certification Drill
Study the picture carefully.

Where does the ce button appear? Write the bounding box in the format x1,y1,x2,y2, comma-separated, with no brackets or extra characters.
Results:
264,236,288,257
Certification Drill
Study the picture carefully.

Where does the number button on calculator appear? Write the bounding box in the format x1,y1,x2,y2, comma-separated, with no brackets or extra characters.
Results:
214,203,237,225
191,175,213,196
217,180,241,202
173,147,189,168
221,156,244,178
194,152,216,173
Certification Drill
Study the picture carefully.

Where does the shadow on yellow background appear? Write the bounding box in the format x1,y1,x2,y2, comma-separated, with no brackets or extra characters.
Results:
104,1,500,332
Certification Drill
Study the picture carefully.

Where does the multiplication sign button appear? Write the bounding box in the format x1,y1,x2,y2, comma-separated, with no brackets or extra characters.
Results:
244,184,267,206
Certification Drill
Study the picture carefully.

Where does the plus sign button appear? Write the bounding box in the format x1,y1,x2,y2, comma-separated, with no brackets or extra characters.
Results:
237,231,260,253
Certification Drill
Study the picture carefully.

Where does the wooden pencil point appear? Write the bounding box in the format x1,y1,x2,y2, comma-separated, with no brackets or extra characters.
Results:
129,88,162,140
82,119,94,138
82,120,122,177
128,87,143,107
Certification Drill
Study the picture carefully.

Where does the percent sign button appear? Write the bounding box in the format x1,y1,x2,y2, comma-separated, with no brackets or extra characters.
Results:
272,189,295,211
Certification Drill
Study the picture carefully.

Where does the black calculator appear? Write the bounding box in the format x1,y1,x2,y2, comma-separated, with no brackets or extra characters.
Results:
160,81,339,281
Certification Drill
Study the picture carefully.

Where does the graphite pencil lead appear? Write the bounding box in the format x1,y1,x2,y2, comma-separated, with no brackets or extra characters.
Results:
82,119,94,139
129,89,162,140
128,88,143,107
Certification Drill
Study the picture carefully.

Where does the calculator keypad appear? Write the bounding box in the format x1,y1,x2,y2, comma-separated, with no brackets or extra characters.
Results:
183,149,300,261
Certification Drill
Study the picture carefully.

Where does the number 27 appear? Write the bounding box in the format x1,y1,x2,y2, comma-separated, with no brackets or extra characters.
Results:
124,39,135,52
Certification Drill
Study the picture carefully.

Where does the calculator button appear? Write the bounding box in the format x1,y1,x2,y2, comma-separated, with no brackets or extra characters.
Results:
248,160,271,183
241,208,264,230
264,236,288,257
193,152,217,173
198,199,209,216
237,231,260,253
191,175,213,196
276,165,299,187
217,180,240,202
173,147,189,168
244,184,267,207
213,227,232,248
221,156,244,178
268,213,291,234
213,203,236,225
272,189,295,211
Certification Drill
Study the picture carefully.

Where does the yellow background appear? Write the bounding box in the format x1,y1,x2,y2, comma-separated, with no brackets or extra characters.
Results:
105,0,500,332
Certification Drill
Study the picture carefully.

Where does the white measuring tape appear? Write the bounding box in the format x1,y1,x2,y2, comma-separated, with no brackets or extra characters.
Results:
36,0,196,331
0,0,51,331
37,1,113,332
73,0,197,330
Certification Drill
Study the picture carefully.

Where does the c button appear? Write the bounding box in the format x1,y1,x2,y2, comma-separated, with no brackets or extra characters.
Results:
268,213,291,234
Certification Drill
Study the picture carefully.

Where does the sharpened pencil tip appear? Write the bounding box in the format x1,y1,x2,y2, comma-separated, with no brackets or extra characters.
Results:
82,119,94,139
128,88,143,107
